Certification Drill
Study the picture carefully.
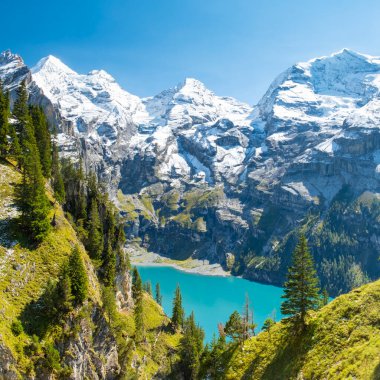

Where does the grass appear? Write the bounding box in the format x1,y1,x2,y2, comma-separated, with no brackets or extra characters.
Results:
0,161,182,378
121,293,181,378
0,161,102,376
221,279,380,379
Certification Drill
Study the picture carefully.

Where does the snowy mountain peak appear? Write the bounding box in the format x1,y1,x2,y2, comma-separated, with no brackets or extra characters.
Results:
88,69,115,82
178,77,209,93
0,50,23,66
32,55,76,75
0,50,28,92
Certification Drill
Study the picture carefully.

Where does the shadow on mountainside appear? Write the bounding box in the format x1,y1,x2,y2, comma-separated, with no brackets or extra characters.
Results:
242,322,315,380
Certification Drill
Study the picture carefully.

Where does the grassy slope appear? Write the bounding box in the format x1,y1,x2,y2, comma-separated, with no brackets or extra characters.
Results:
222,279,380,380
0,160,102,373
121,293,181,378
0,161,180,378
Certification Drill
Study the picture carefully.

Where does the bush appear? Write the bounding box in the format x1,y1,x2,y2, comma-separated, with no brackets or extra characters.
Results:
44,343,61,371
11,320,24,336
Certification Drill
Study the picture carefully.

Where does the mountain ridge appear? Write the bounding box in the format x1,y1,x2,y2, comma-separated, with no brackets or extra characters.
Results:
0,48,379,296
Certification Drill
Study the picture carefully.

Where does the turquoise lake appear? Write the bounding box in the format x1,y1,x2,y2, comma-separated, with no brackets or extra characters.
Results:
137,265,284,342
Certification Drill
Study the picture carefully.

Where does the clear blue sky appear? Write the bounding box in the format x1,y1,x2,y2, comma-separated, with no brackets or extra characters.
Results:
1,0,380,103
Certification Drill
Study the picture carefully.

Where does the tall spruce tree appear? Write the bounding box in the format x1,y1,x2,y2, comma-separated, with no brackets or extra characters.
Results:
30,106,52,177
224,311,244,344
281,234,320,330
179,312,204,380
102,239,116,287
86,199,103,261
155,283,162,306
55,262,74,315
12,80,29,149
0,80,9,158
172,284,185,330
132,267,143,300
15,87,51,242
68,247,88,305
131,267,144,341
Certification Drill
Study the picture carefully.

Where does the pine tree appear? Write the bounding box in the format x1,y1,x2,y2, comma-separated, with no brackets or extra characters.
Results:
0,80,9,158
132,267,143,300
281,234,320,330
16,92,51,242
68,247,88,305
55,263,74,315
30,106,52,177
51,140,65,203
155,283,162,306
102,285,117,323
172,284,185,330
102,239,116,287
321,288,329,307
224,311,244,344
200,333,226,379
179,312,204,380
86,199,103,261
131,267,144,341
143,281,152,295
12,80,29,149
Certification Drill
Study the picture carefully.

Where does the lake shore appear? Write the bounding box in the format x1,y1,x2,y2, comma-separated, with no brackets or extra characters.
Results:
127,244,230,277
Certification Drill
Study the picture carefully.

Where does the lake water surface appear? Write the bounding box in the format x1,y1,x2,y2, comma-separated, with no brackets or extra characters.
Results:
137,265,284,342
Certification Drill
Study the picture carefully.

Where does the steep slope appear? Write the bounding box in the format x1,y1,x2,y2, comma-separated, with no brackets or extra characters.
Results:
217,278,380,379
0,160,180,379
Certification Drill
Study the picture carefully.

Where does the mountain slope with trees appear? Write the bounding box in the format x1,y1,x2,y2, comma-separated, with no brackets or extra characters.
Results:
0,79,182,379
202,277,380,380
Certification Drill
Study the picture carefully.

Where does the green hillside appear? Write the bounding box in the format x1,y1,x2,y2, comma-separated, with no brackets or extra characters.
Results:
0,160,181,379
216,278,380,379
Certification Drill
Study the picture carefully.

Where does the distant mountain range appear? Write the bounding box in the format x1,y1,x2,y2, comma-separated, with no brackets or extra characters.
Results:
1,48,379,295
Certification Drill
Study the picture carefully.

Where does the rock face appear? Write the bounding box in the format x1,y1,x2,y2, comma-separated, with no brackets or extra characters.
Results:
1,49,380,295
58,306,121,380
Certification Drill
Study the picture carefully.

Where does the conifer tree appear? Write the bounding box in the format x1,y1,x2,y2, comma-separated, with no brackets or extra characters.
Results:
16,90,51,242
12,80,29,148
281,234,320,330
30,106,52,177
86,199,103,261
179,312,204,380
55,263,74,315
131,267,144,341
200,333,226,379
0,80,9,158
132,267,143,300
68,247,88,305
172,284,185,330
262,317,275,332
102,285,117,323
51,140,65,203
321,288,329,307
155,283,162,306
224,311,244,344
102,239,116,287
143,281,152,295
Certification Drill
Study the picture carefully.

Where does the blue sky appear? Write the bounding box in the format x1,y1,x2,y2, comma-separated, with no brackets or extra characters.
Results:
1,0,380,103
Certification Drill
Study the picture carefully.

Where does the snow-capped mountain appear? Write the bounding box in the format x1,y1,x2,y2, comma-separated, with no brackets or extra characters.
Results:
1,48,379,294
